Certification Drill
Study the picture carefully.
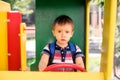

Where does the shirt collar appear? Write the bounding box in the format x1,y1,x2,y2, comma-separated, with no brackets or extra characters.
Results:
55,43,70,50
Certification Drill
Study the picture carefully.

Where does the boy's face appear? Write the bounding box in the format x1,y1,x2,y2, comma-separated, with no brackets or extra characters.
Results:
52,23,74,45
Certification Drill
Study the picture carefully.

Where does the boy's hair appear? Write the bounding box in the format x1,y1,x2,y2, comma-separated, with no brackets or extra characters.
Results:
52,15,74,30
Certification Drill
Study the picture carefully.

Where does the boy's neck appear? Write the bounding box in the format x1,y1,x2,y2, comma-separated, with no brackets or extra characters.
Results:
56,42,68,49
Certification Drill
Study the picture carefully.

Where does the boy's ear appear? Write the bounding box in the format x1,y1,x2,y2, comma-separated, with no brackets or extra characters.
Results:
52,30,55,37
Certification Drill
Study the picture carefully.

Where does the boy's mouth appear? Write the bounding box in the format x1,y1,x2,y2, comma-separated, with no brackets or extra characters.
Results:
61,39,66,41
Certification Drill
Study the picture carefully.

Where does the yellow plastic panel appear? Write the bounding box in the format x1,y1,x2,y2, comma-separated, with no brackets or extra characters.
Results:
20,23,27,71
85,0,91,71
100,0,117,80
0,71,104,80
0,1,11,11
0,12,8,70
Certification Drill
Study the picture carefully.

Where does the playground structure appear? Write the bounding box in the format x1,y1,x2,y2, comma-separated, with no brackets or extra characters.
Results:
0,1,27,71
0,0,117,80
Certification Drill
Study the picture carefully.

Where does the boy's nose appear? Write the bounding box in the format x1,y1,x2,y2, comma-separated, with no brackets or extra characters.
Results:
61,32,65,37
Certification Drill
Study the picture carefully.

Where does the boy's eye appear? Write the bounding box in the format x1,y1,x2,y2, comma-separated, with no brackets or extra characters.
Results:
66,31,69,33
58,30,61,33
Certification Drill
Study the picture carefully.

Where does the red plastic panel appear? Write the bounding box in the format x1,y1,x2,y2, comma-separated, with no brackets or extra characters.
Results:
7,11,22,71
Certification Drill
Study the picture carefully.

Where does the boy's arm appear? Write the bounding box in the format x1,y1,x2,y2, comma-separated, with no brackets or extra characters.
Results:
75,57,84,68
38,53,49,71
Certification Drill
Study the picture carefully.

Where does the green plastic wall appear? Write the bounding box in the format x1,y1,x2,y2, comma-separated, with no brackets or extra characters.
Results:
31,0,86,71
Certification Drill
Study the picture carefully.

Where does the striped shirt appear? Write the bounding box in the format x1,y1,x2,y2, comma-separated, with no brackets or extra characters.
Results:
41,43,84,71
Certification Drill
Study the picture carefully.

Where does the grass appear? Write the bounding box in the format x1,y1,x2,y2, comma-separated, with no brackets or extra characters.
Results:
88,54,101,72
27,58,35,67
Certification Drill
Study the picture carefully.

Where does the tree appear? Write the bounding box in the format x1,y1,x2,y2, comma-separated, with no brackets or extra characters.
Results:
13,0,34,15
2,0,15,7
2,0,35,15
92,0,104,7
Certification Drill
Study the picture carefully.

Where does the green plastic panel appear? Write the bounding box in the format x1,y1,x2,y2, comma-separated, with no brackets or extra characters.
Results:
30,0,86,71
